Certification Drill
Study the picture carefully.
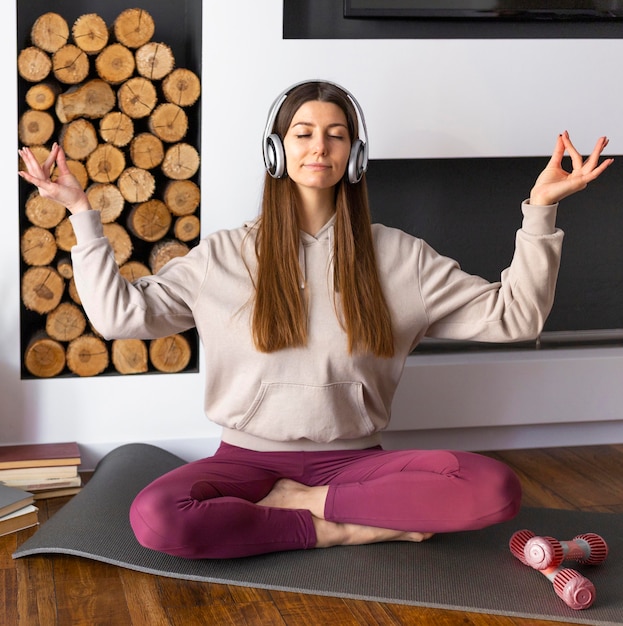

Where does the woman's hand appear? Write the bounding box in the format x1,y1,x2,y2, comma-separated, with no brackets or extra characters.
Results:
530,131,614,206
18,143,90,214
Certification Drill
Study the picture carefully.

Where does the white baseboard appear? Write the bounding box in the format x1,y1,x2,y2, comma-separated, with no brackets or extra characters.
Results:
381,420,623,452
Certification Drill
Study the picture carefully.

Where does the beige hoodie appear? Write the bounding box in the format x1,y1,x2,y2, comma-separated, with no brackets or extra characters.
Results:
70,201,562,451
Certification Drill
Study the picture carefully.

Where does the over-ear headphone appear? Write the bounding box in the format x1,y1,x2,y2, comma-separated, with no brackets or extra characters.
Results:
262,79,369,184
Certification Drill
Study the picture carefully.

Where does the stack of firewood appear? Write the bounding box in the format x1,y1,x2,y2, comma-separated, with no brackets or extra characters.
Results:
18,9,200,378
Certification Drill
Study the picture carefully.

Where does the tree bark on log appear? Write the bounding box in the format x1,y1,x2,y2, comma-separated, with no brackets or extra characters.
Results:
55,79,116,123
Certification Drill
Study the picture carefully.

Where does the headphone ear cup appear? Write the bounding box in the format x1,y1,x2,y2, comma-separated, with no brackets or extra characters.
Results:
348,139,365,184
265,133,285,178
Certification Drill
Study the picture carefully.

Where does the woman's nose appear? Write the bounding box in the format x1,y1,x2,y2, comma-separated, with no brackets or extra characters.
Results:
312,136,327,155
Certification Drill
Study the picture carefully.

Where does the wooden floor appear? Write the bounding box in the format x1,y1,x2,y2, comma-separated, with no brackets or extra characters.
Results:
2,444,622,625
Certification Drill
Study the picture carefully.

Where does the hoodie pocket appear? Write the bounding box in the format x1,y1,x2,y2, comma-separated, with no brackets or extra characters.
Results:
237,381,375,443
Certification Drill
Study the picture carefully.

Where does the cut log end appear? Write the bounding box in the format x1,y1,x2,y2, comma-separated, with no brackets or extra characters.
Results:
149,239,190,274
72,13,109,54
162,68,201,107
31,12,69,53
66,334,109,377
46,301,87,342
149,334,191,373
163,180,201,216
99,111,134,147
95,43,136,85
161,143,200,180
21,226,58,267
135,42,175,81
112,338,149,374
25,333,66,378
21,266,65,314
18,47,52,83
52,44,90,85
113,8,155,49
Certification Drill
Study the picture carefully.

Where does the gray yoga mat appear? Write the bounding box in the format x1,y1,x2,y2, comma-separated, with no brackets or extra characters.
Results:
13,443,623,625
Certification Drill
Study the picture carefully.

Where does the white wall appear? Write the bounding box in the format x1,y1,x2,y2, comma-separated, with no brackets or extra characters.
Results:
2,1,622,468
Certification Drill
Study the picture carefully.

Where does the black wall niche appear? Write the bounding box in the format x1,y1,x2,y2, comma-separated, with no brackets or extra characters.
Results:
284,0,623,39
366,157,623,350
17,0,202,378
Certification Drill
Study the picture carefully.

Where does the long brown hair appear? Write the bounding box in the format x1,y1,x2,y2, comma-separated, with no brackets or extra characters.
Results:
252,82,394,358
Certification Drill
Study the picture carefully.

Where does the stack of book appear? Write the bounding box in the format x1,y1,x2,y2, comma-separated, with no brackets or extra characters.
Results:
0,484,38,537
0,441,82,500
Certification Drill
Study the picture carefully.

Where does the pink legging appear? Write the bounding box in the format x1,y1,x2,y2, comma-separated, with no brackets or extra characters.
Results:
129,442,521,559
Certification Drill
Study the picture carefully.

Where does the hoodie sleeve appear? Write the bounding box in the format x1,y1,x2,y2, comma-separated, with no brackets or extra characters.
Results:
419,201,563,342
70,210,206,340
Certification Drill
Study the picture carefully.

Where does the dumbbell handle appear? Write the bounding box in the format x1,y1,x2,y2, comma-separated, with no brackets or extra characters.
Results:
524,533,608,570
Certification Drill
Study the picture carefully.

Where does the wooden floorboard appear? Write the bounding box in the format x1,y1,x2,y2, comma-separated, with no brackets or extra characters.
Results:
3,444,623,625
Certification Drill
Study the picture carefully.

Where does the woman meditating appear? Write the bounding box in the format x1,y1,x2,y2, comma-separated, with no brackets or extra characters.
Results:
18,79,612,559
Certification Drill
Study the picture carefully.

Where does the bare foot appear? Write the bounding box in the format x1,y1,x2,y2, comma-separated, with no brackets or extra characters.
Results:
256,478,327,518
257,478,434,549
313,517,433,548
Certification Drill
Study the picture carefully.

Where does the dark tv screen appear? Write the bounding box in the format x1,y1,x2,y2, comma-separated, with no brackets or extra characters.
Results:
344,0,623,20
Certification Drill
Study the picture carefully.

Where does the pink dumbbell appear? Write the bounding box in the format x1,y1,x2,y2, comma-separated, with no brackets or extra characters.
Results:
524,533,608,570
509,529,597,610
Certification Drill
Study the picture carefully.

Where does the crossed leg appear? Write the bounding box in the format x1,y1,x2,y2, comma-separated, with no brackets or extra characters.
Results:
130,443,520,559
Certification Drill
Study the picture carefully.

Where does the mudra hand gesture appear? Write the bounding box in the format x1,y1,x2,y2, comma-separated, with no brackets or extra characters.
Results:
530,131,613,206
19,142,90,215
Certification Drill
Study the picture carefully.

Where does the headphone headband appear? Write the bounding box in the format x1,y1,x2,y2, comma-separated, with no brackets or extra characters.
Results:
262,79,369,184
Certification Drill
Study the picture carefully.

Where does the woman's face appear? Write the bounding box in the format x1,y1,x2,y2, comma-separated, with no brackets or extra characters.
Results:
282,100,351,194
